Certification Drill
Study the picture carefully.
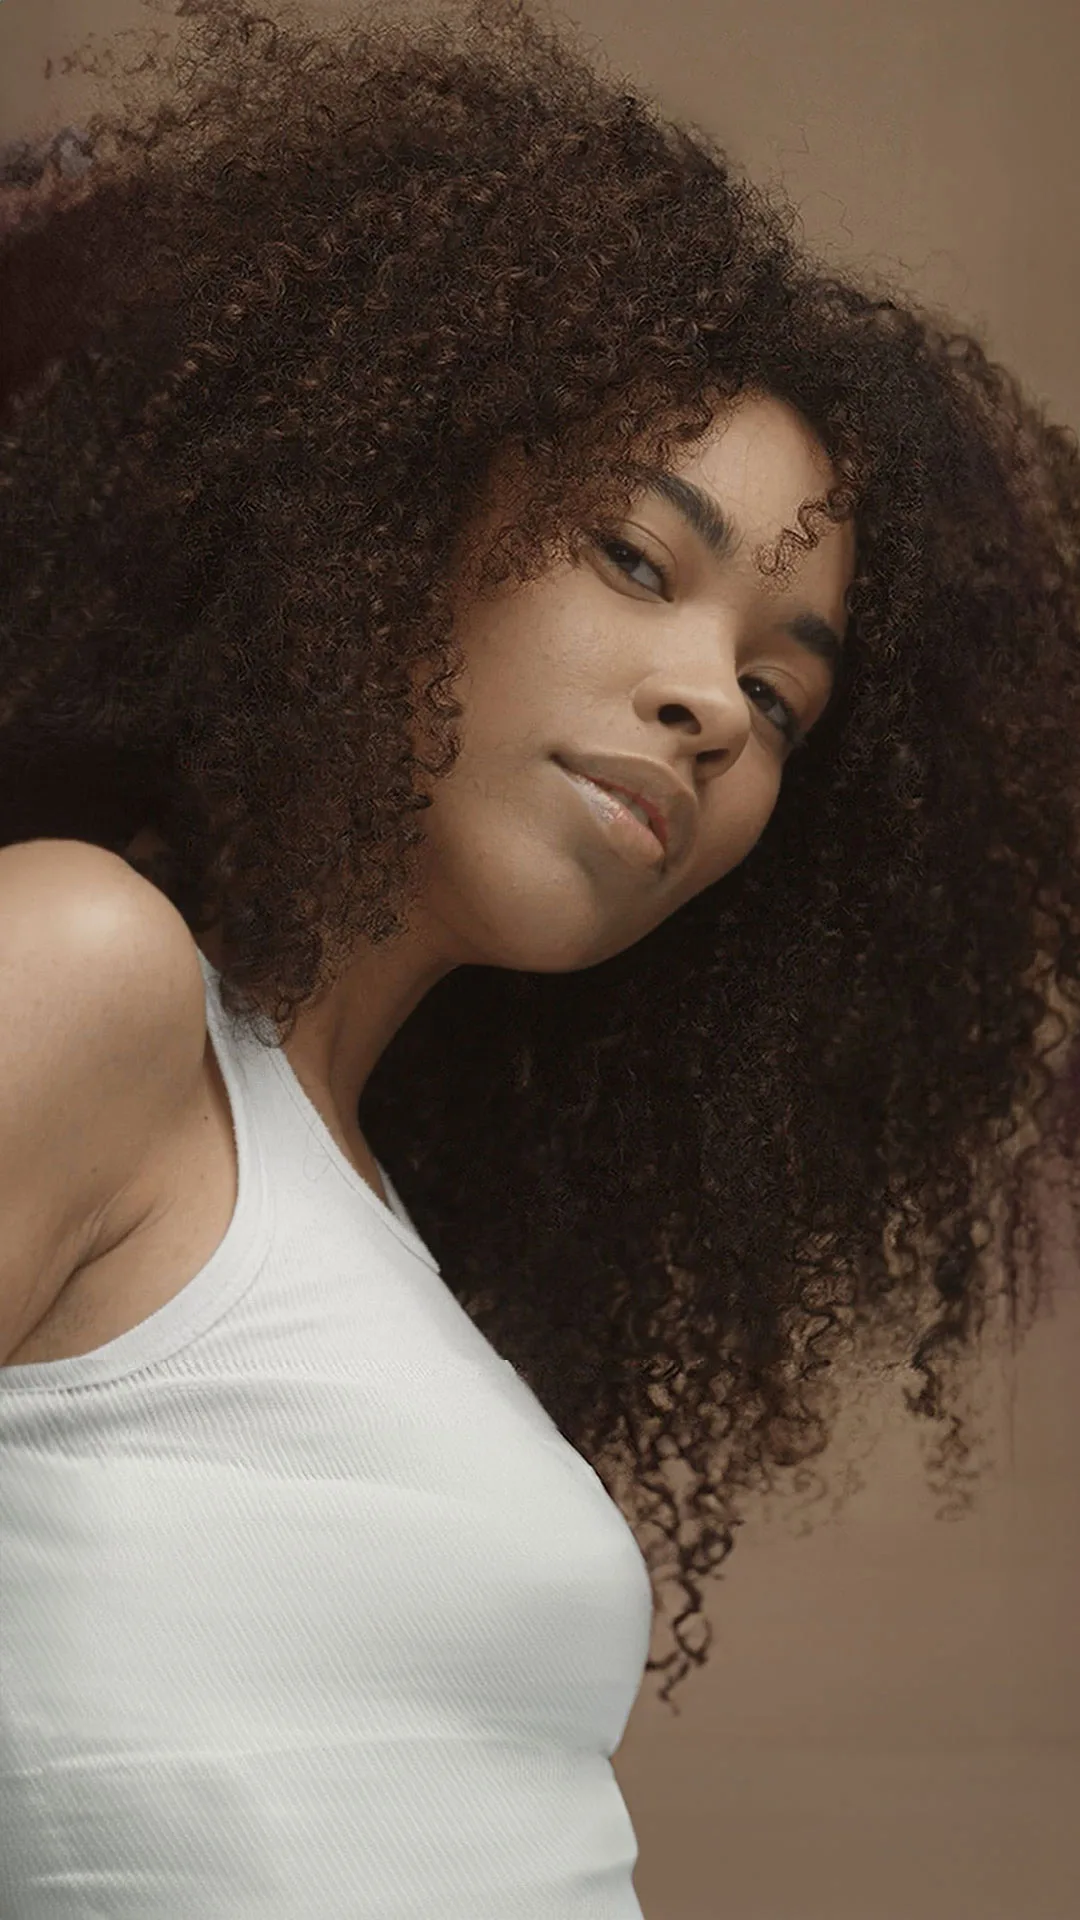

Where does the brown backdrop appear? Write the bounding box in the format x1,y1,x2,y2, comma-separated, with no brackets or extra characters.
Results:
2,3,1077,1914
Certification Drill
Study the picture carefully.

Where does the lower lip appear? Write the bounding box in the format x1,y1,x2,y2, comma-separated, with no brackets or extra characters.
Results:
555,761,665,870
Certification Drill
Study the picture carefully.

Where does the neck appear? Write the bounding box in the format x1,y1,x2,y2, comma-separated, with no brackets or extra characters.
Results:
121,826,452,1180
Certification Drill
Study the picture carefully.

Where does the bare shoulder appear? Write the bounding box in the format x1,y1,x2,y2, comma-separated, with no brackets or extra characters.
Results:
0,837,206,1072
0,838,209,1364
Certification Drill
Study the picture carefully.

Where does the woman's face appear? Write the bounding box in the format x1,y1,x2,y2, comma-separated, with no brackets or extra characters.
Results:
410,390,856,975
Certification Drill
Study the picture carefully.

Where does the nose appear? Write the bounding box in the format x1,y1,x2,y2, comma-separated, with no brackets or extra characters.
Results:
650,663,754,767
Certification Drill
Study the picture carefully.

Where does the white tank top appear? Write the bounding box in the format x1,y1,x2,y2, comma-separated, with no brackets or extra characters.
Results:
0,948,654,1918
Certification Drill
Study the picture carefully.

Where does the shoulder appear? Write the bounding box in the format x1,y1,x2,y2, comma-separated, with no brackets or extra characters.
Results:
0,835,207,1065
0,838,209,1362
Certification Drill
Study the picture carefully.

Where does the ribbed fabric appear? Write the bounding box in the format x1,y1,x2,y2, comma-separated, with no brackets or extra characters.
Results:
0,949,653,1918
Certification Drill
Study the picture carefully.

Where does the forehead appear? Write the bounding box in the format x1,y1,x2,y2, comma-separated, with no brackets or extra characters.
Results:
677,392,839,517
654,394,855,594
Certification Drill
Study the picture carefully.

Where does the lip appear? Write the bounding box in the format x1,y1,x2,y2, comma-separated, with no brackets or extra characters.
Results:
552,750,695,869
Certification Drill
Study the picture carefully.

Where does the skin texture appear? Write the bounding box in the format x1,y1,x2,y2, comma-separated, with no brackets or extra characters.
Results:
4,0,1080,1712
224,393,852,1158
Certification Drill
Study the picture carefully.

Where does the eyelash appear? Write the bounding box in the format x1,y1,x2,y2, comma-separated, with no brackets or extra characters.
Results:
596,536,808,753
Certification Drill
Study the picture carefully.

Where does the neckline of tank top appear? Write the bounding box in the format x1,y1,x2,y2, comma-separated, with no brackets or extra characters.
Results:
193,944,438,1272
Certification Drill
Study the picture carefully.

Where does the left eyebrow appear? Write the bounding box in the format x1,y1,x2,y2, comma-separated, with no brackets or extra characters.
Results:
632,466,844,671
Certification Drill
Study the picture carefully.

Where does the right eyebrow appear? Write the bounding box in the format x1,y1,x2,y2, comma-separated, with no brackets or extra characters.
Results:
631,467,743,564
631,467,843,672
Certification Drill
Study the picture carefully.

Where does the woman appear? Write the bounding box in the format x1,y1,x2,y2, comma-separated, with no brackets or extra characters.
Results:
1,1,1078,1913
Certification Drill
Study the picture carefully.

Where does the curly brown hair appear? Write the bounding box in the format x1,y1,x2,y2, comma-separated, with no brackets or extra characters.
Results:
3,0,1080,1713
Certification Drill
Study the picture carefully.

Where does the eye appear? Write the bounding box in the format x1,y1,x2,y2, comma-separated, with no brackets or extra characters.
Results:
595,535,671,597
595,536,808,752
740,676,807,752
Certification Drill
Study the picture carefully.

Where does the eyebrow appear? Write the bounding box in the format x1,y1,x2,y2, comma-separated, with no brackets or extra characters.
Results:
632,465,844,671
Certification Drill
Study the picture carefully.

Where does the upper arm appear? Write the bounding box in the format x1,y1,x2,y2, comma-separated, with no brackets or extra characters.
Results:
0,838,208,1364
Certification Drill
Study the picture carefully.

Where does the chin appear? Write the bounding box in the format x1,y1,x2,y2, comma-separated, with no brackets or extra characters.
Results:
429,821,660,970
479,895,652,975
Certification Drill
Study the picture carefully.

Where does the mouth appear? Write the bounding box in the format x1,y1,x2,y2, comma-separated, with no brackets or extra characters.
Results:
553,759,668,871
552,748,696,870
586,779,667,851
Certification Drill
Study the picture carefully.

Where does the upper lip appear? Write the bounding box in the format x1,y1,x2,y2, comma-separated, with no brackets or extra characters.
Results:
554,750,696,867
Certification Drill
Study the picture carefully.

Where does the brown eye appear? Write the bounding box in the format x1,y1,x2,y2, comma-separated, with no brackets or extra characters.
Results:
595,536,670,597
740,675,807,751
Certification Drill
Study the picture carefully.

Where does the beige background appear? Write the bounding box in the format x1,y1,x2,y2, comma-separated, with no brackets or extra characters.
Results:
2,3,1078,1914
